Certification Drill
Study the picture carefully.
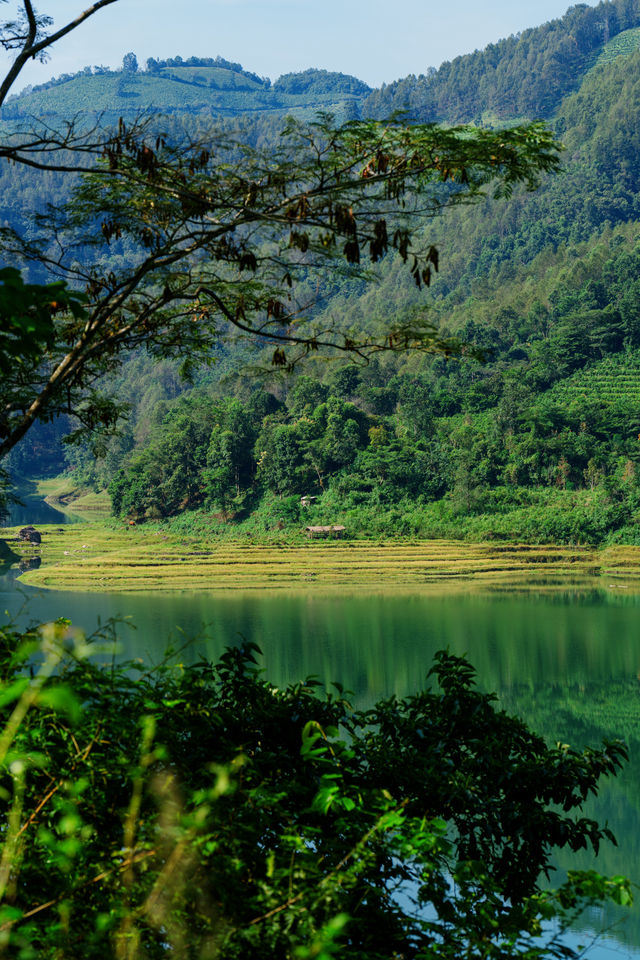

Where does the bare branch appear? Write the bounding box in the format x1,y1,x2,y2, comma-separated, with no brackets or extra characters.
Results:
0,0,120,107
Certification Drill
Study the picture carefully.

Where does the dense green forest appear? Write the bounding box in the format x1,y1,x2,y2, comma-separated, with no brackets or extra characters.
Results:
7,1,640,545
362,0,640,122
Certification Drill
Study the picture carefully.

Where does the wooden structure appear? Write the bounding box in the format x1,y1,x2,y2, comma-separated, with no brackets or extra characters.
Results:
305,525,346,539
300,495,317,508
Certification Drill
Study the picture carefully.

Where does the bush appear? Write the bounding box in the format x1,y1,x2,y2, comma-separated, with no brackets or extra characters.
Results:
0,623,631,958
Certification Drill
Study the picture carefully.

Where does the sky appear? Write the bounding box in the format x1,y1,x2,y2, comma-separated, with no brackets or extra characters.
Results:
4,0,600,91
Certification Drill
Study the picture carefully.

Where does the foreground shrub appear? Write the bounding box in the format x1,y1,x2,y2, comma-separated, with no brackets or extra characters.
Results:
0,622,631,958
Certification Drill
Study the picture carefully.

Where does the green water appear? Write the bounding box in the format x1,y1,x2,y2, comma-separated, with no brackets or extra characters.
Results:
3,571,640,958
5,482,79,526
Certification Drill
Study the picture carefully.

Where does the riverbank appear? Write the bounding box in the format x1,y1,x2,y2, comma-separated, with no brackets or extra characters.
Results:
35,477,111,520
5,521,640,593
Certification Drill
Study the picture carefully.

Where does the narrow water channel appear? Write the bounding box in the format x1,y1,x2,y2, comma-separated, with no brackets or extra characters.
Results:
5,481,78,527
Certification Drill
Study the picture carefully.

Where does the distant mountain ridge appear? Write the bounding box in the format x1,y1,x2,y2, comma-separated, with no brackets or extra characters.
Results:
4,0,640,128
9,2,640,546
1,58,370,123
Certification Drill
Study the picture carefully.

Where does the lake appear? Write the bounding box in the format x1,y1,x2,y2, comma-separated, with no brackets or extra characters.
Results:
1,561,640,959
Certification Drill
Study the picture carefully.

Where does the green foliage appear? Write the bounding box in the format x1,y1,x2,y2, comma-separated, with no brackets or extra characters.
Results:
273,69,370,97
0,110,560,463
2,61,368,124
592,25,640,66
108,394,259,518
104,329,640,543
362,0,640,123
0,627,631,958
0,268,85,378
0,268,88,512
205,399,256,509
546,352,640,405
13,6,640,551
121,52,138,75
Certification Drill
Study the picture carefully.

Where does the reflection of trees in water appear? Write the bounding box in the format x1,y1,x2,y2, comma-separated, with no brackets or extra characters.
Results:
2,578,640,948
6,481,71,526
7,497,68,526
500,678,640,953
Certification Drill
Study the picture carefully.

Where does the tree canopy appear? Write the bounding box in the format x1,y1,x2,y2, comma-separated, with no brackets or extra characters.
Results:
362,0,640,123
0,6,635,958
0,2,565,471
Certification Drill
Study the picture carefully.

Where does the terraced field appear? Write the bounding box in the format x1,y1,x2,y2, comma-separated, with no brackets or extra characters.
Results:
5,523,640,593
545,351,640,406
593,26,640,67
5,66,366,123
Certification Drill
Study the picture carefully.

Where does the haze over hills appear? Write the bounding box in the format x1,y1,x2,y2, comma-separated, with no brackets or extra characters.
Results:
8,0,640,546
3,0,640,126
1,58,371,123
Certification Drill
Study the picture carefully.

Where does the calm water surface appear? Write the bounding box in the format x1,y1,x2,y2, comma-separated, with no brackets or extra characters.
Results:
6,484,79,527
2,565,640,959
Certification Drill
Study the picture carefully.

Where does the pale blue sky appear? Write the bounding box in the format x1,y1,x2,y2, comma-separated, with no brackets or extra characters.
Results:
6,0,599,90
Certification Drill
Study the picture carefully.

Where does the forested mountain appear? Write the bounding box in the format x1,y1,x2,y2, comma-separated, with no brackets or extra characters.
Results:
9,1,640,544
363,0,640,122
5,1,640,127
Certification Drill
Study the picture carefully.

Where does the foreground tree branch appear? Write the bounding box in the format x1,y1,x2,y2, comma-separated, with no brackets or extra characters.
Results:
0,0,120,108
0,114,562,458
0,4,562,464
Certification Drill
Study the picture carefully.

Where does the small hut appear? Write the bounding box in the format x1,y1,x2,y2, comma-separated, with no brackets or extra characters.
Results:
300,495,317,509
305,525,346,540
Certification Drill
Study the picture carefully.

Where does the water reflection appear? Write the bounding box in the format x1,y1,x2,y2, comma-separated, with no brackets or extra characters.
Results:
3,582,640,696
1,573,640,956
6,481,77,526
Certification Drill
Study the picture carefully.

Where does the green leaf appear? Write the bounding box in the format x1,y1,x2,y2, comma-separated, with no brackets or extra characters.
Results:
37,685,82,724
0,677,29,708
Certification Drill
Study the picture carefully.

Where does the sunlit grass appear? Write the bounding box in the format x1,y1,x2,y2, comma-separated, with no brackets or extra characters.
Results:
4,522,640,594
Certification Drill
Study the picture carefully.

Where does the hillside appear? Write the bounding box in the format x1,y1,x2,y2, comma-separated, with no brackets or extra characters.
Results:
73,40,640,544
8,2,640,545
6,0,640,129
592,23,640,65
362,0,640,123
545,350,640,406
1,58,369,123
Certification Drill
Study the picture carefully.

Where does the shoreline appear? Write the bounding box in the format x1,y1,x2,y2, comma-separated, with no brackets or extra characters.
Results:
36,477,111,520
4,521,640,594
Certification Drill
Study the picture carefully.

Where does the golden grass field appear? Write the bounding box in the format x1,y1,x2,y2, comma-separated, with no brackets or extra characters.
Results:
5,521,640,594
